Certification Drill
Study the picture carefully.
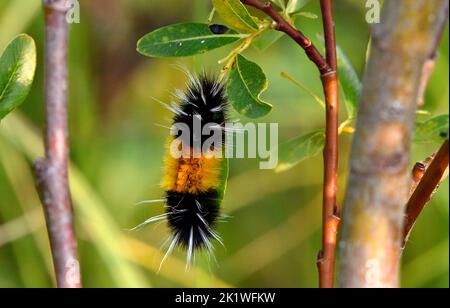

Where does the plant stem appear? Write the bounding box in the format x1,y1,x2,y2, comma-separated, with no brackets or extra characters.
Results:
34,0,81,288
317,73,340,288
240,0,331,75
417,2,449,105
320,0,337,70
316,0,339,289
403,139,449,248
338,0,448,288
218,22,271,80
240,0,340,288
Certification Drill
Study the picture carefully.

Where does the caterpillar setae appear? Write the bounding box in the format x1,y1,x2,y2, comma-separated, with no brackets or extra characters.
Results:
135,72,230,269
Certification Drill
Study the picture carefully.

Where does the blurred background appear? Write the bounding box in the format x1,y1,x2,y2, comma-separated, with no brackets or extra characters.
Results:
0,0,448,288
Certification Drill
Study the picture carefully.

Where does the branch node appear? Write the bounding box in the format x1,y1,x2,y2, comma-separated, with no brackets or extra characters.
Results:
263,1,271,9
333,205,341,220
412,162,426,183
403,140,449,248
317,250,324,264
240,0,330,74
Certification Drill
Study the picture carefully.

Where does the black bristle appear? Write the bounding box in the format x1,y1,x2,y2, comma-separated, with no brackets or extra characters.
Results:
166,190,220,249
172,74,228,144
165,74,227,251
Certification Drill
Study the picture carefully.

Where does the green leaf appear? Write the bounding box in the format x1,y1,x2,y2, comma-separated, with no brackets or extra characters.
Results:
293,11,318,19
286,0,311,14
276,129,325,172
0,34,36,120
253,30,284,51
280,72,325,109
227,54,273,118
414,114,449,144
137,23,244,58
212,0,259,33
336,45,361,119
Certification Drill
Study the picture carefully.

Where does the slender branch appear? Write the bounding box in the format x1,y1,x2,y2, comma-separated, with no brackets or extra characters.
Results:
320,0,337,71
316,0,340,289
33,0,81,288
240,0,340,288
219,21,272,79
403,0,449,249
403,139,449,248
338,0,448,288
240,0,332,75
417,2,449,105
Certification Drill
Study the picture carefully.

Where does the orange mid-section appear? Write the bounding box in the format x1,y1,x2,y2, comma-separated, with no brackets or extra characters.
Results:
162,149,221,194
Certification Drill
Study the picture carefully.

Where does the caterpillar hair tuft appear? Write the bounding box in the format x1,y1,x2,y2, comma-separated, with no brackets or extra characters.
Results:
135,72,229,269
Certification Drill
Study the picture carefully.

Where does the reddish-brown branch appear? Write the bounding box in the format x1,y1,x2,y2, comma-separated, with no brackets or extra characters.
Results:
240,0,340,288
240,0,332,75
403,139,449,248
317,0,340,288
33,0,81,288
320,0,337,71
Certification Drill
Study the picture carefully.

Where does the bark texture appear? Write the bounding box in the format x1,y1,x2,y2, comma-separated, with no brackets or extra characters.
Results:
338,0,449,288
34,0,81,288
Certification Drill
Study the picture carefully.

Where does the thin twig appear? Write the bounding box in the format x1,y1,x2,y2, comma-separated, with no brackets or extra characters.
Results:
219,21,271,79
240,0,340,288
320,0,337,70
240,0,332,75
33,0,81,288
417,2,449,105
316,0,340,289
403,139,449,248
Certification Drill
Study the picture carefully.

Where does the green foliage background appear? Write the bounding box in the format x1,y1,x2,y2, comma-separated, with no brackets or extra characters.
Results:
0,0,448,288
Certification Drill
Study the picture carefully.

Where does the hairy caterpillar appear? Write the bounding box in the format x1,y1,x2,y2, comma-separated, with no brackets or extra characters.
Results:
135,72,229,269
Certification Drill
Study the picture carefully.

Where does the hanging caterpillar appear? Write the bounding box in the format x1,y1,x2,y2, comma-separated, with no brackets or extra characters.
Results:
134,72,229,269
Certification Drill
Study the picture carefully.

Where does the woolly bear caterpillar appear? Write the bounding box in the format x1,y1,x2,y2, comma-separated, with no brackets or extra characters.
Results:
134,72,230,270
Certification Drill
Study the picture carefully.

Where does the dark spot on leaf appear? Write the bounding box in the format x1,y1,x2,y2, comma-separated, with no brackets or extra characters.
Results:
439,131,448,139
209,24,229,35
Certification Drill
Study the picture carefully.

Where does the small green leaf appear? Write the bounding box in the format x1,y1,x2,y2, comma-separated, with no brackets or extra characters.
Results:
336,45,361,119
0,34,36,120
276,129,325,172
293,11,318,19
253,30,284,51
414,114,449,144
137,23,244,58
280,72,325,109
212,0,259,33
227,54,273,118
286,0,311,14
